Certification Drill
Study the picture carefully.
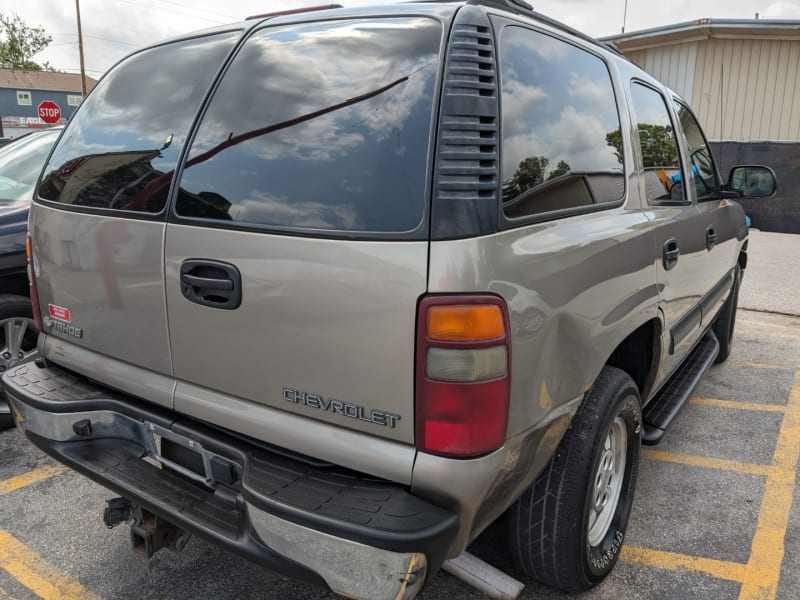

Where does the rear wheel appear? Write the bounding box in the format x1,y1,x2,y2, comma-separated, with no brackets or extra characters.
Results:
508,366,641,592
712,266,740,364
0,294,38,430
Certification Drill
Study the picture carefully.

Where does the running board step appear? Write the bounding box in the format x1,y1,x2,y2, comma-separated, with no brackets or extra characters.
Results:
642,331,720,445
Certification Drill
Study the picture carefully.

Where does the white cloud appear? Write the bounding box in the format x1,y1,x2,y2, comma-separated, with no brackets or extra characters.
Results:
762,1,800,18
502,105,620,179
6,0,799,77
233,189,361,229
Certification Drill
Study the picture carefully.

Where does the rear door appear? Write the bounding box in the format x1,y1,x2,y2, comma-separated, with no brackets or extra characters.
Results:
628,82,710,380
164,17,444,444
31,31,241,402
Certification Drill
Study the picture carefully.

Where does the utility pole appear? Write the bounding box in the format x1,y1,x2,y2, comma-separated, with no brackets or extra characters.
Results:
75,0,87,96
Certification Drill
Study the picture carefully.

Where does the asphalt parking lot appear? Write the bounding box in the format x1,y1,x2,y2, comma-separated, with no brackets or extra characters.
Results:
1,230,798,600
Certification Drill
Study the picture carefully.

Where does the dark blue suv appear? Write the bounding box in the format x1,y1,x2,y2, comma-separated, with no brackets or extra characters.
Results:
0,127,61,428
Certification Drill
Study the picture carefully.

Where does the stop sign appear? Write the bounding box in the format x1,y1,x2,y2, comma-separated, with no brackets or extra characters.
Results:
38,100,61,124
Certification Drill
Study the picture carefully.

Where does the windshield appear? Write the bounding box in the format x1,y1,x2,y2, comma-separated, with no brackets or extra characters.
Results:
0,129,60,208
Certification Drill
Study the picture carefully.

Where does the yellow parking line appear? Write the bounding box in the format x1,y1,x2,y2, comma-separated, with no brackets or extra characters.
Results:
621,546,747,583
0,464,70,497
691,397,786,413
0,530,100,600
641,449,771,477
739,367,800,600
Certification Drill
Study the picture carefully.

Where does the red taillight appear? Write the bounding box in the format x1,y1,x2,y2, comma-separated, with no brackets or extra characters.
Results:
26,234,43,332
415,295,511,458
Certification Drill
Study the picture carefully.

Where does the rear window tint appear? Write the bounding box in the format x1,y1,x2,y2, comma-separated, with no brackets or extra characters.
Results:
499,26,625,220
175,18,441,234
38,32,239,213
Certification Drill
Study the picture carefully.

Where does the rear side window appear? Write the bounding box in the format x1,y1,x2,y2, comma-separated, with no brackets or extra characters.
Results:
38,32,239,213
498,26,625,220
175,18,441,235
629,83,685,203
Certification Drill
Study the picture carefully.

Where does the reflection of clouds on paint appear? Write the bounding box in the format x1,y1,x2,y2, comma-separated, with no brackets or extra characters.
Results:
232,190,361,230
189,18,437,163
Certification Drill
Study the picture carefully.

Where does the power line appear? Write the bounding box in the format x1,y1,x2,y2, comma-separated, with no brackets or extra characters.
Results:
53,33,140,47
153,0,239,22
107,0,229,24
60,67,105,75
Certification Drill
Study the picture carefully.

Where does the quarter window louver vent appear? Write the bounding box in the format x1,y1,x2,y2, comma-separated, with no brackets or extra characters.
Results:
432,8,500,239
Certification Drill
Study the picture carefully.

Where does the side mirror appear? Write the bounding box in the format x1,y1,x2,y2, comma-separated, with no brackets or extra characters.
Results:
728,165,777,198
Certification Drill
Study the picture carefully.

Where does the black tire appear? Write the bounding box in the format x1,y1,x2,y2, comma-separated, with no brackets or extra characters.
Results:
712,266,740,364
508,366,642,593
0,294,37,431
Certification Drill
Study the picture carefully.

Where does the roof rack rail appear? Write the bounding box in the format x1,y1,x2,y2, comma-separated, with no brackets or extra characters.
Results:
465,0,624,56
246,4,342,21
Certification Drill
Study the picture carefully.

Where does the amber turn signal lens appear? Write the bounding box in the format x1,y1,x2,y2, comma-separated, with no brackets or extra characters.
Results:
25,235,32,260
427,305,505,342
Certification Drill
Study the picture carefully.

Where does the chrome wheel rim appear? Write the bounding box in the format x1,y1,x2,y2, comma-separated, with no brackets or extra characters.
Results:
587,416,627,546
0,316,38,373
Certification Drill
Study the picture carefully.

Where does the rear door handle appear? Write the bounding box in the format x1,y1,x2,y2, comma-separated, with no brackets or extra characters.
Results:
181,273,234,291
663,238,680,270
705,225,718,250
180,260,242,309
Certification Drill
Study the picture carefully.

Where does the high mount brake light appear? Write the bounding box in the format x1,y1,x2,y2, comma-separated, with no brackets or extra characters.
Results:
246,4,342,20
415,295,511,458
26,234,43,332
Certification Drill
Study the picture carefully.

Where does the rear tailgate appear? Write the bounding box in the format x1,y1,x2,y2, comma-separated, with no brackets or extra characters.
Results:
31,31,243,398
165,16,443,444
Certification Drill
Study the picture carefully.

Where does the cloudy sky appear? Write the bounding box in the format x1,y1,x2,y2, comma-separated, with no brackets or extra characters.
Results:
1,0,798,78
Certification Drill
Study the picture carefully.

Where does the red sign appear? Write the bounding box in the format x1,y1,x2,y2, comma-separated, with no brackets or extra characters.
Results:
48,304,72,323
38,101,61,124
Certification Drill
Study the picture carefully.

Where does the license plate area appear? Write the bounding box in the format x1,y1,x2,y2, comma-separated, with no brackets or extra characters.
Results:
142,421,241,489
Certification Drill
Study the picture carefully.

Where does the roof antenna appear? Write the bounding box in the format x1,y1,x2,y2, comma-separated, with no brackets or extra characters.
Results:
622,0,629,33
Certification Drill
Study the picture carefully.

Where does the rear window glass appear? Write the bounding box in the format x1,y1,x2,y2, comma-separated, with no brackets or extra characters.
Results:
499,26,625,220
175,18,441,234
38,32,239,213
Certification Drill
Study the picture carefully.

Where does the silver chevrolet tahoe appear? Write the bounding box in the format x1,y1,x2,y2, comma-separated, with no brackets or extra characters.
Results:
2,1,776,598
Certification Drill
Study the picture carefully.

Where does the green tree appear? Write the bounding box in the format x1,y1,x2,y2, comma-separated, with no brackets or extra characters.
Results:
605,128,624,164
0,12,53,71
635,124,677,168
547,160,571,180
511,155,549,192
503,155,574,200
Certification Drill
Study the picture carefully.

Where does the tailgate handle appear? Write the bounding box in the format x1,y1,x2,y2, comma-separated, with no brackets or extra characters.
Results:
180,260,242,310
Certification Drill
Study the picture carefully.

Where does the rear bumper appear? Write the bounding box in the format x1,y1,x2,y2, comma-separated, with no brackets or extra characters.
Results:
3,363,458,600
